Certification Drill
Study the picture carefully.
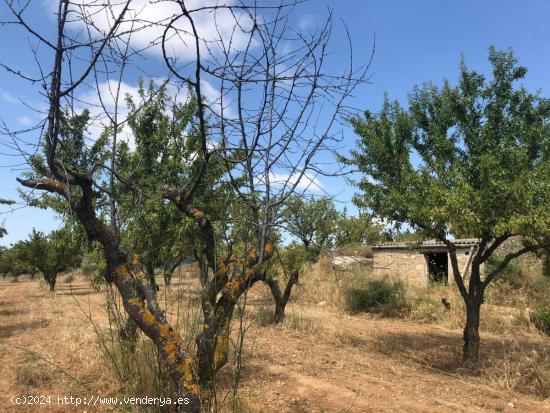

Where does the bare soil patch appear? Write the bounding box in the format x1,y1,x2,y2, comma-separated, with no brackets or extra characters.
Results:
1,274,549,412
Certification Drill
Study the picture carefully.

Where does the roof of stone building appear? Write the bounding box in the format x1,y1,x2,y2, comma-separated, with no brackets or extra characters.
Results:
372,238,480,250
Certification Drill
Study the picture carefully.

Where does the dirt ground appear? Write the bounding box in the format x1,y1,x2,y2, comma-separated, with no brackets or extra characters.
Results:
1,272,550,412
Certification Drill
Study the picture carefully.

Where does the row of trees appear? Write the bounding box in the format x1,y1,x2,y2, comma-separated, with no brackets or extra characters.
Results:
0,228,80,290
2,0,549,410
0,188,383,294
3,1,369,407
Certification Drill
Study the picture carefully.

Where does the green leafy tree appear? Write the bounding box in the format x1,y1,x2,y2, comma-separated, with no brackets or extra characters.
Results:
283,196,338,257
19,228,81,291
264,196,338,322
4,242,37,280
349,48,550,366
0,198,15,239
116,82,205,287
334,208,385,247
0,247,11,278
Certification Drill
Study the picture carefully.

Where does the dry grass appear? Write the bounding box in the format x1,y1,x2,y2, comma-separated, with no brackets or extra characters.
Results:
483,341,550,399
62,273,75,284
15,355,54,387
287,257,550,400
3,261,550,411
292,256,372,308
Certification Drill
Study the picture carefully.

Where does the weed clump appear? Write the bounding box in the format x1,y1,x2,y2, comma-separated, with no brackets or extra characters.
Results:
532,306,550,335
345,277,410,317
15,359,53,387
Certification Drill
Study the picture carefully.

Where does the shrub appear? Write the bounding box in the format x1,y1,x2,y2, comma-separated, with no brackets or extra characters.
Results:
532,306,550,335
80,250,100,275
254,305,274,327
63,274,75,283
344,277,410,317
486,254,524,289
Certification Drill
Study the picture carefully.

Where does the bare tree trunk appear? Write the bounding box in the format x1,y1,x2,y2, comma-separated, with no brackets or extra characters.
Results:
196,311,232,394
119,316,138,352
461,261,483,369
44,272,57,292
463,298,481,367
145,261,157,290
266,270,299,323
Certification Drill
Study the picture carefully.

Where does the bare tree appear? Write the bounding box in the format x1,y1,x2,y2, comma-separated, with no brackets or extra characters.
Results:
161,0,371,399
4,0,370,410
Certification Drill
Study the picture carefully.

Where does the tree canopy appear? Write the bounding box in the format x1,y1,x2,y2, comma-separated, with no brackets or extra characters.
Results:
349,47,550,365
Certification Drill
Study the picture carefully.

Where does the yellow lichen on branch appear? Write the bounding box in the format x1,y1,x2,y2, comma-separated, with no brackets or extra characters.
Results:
114,264,131,281
247,247,257,263
178,356,200,395
128,297,142,307
191,208,204,220
212,321,230,371
164,340,178,363
159,323,170,337
131,253,141,265
142,309,156,324
264,242,273,257
223,279,242,301
44,178,68,193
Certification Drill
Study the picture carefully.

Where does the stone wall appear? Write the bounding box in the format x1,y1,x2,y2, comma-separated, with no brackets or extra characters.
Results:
373,247,474,289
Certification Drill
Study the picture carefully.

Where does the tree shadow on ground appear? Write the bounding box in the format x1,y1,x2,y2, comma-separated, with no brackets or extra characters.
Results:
0,319,50,338
54,285,99,296
0,309,29,317
368,329,550,374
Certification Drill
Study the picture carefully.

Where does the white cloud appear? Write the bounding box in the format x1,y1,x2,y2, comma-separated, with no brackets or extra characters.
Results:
268,171,324,192
75,80,141,148
297,14,316,32
0,89,19,104
47,0,254,61
17,115,33,126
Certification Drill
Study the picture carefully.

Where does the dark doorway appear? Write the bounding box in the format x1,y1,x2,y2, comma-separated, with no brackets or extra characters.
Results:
426,253,448,284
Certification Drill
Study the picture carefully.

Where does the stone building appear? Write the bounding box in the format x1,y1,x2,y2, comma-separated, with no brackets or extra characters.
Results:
372,239,480,288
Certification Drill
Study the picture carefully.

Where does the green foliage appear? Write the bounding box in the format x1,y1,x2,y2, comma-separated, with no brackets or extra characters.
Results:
0,198,14,239
349,47,550,280
283,196,338,257
80,245,106,290
117,81,229,278
486,254,523,289
17,227,81,288
80,249,101,275
532,306,550,335
21,109,109,215
277,242,309,274
543,251,550,277
344,277,410,317
2,242,36,278
334,208,385,247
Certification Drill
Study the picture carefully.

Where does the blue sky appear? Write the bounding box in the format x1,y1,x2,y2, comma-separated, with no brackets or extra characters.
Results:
1,0,550,246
